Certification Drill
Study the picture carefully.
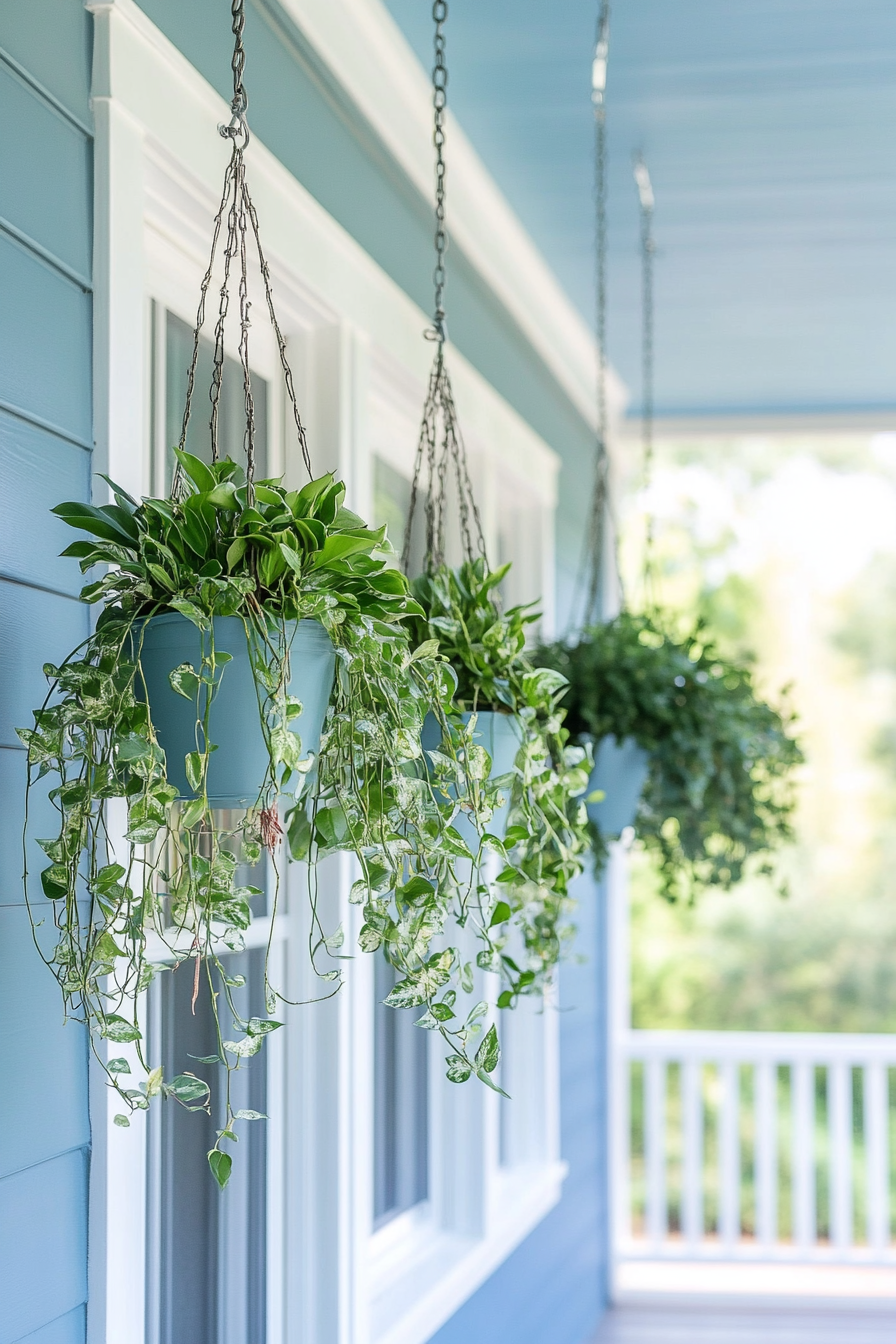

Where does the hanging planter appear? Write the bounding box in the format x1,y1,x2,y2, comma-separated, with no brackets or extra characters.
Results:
393,4,591,1009
136,612,335,806
537,611,803,899
19,0,539,1183
585,733,650,837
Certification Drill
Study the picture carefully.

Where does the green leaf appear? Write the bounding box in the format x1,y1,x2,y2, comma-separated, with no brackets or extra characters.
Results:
180,796,206,829
311,534,376,570
445,1055,472,1084
169,663,200,700
223,1035,264,1058
169,598,208,629
184,751,204,793
476,1069,510,1098
489,900,512,928
53,500,138,545
40,863,69,900
103,1015,141,1044
207,482,240,510
173,449,216,494
226,536,248,570
208,1149,233,1189
107,1057,131,1076
358,924,382,952
246,1018,282,1037
145,1065,164,1098
474,1023,500,1074
113,1113,131,1128
396,876,435,904
286,806,312,861
166,1073,211,1108
440,826,474,860
233,1109,267,1121
410,639,441,662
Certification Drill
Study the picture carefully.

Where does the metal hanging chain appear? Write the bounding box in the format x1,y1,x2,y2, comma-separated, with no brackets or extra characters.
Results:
431,0,449,346
580,0,612,626
402,0,488,575
634,155,656,595
171,0,312,504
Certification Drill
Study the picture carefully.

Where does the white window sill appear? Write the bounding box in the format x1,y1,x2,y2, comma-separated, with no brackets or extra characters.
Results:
370,1160,568,1344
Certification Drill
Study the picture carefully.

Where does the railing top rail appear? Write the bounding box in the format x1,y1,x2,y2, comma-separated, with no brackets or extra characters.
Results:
621,1028,896,1064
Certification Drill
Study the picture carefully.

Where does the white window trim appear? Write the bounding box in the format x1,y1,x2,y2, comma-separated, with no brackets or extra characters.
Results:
87,5,567,1343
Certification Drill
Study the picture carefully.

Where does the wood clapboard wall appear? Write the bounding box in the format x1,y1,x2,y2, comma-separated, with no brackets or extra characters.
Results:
0,5,93,1342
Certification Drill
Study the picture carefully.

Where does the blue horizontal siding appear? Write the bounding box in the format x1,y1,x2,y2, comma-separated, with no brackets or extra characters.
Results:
16,1309,86,1344
0,906,89,1181
0,410,91,596
430,869,609,1344
0,233,92,444
0,747,64,910
0,62,92,281
0,12,92,130
0,580,87,750
0,1150,89,1344
0,9,93,1342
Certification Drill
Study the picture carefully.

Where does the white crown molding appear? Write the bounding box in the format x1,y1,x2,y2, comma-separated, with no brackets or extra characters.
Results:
265,0,627,429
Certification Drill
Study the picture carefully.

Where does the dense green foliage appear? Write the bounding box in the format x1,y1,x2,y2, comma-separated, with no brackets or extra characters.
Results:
19,457,517,1181
537,611,802,902
410,559,592,1002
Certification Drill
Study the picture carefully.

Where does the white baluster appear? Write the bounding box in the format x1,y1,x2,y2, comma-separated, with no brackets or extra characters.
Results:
792,1060,816,1251
719,1058,740,1249
682,1056,703,1251
645,1056,667,1249
755,1059,777,1249
829,1061,853,1252
865,1062,889,1256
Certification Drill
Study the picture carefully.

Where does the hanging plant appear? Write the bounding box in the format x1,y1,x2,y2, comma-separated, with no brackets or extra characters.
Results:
408,558,593,1006
17,0,517,1185
537,611,803,901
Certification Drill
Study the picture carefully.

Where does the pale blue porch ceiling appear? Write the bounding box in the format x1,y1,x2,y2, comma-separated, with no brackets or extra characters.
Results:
382,1,896,422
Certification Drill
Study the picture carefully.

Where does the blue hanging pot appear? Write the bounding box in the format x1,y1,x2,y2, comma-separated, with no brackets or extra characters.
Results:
586,734,650,838
422,709,523,845
136,613,336,808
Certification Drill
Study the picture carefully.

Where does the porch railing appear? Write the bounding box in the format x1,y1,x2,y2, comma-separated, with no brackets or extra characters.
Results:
612,1030,896,1265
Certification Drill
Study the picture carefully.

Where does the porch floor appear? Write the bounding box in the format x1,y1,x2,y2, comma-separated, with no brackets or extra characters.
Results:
593,1301,896,1342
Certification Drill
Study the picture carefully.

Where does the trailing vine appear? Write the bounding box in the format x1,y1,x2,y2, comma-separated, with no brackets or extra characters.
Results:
537,610,803,902
410,559,592,1010
20,457,513,1181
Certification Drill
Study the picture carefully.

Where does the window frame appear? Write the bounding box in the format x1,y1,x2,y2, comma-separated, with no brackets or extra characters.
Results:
87,6,566,1344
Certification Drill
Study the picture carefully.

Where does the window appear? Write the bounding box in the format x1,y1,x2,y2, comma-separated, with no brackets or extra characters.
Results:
151,948,268,1344
150,305,270,495
373,955,429,1229
372,454,427,576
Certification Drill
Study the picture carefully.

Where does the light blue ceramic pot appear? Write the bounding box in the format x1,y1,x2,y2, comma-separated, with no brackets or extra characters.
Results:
137,614,335,807
586,734,650,837
421,709,523,845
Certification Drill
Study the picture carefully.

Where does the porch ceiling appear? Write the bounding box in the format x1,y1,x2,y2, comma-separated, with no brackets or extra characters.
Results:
381,0,896,425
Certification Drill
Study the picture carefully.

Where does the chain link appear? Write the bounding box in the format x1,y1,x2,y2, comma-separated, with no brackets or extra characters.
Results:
403,0,488,575
579,1,615,627
430,0,449,344
171,0,313,504
634,156,656,591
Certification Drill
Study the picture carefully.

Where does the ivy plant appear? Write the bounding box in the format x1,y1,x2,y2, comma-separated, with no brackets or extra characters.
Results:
537,610,803,902
20,456,514,1182
409,558,592,1007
